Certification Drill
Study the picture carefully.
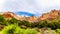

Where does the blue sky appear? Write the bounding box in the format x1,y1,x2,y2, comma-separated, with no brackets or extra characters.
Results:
0,0,60,16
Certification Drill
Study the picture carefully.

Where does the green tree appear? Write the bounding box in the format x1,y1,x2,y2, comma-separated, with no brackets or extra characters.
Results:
37,20,48,28
0,15,6,25
8,18,20,25
20,20,30,27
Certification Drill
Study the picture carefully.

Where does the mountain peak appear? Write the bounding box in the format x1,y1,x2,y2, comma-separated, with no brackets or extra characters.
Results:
39,9,60,21
1,9,60,22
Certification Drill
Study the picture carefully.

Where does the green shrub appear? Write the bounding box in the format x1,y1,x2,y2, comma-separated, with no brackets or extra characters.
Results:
56,29,60,34
21,20,30,27
55,22,60,29
0,24,15,34
37,20,48,28
47,23,56,29
0,15,6,25
7,18,21,26
19,20,37,28
0,24,38,34
24,28,37,34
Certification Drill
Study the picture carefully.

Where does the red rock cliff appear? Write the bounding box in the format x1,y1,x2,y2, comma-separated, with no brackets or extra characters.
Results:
38,9,60,21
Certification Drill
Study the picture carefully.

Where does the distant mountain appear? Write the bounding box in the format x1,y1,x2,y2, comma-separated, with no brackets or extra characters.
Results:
2,12,38,22
13,12,35,17
1,9,60,22
38,9,60,21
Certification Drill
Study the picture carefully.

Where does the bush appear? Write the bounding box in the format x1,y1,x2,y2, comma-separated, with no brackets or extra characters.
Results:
37,20,48,28
37,20,60,29
47,23,56,29
56,29,60,34
19,20,39,28
19,20,30,27
0,24,38,34
8,18,20,25
55,22,60,29
0,15,6,25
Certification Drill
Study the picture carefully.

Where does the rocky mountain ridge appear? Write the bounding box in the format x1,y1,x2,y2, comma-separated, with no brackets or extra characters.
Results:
39,10,60,21
0,9,60,22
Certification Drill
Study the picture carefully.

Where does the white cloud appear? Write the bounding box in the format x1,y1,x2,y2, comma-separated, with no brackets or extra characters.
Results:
2,0,37,14
34,0,60,12
0,0,5,11
0,0,60,16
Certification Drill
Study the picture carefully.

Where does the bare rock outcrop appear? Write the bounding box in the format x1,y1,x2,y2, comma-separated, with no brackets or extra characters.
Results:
1,9,60,22
38,9,60,21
